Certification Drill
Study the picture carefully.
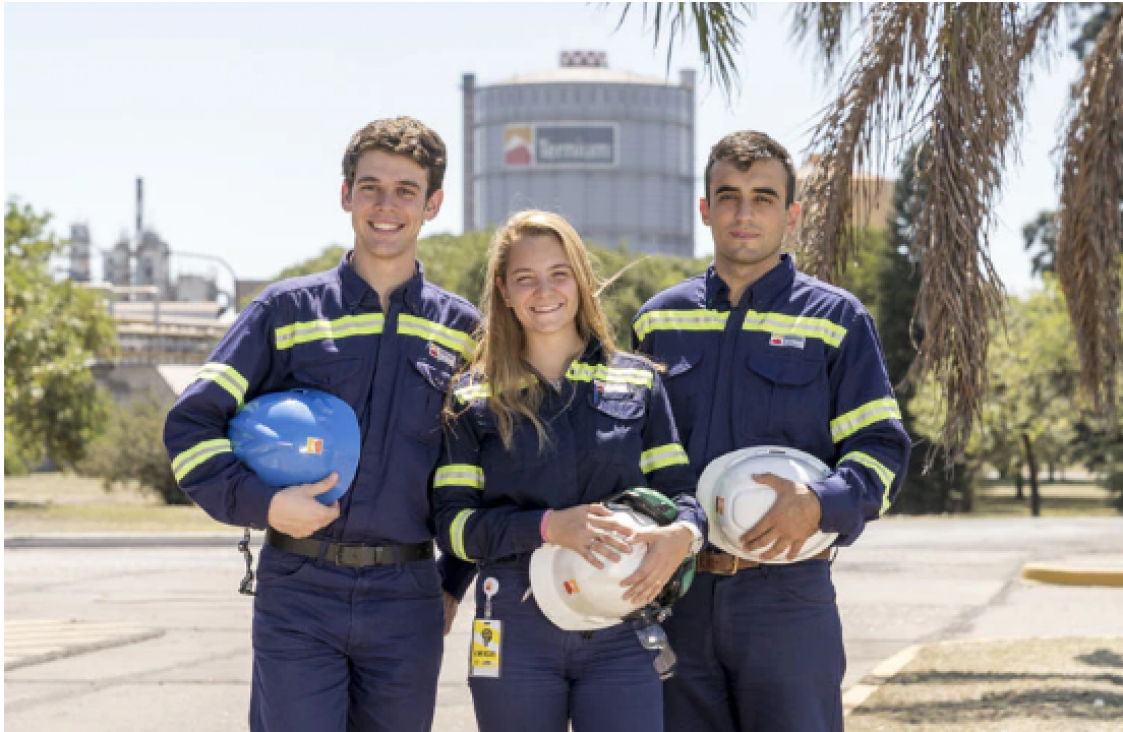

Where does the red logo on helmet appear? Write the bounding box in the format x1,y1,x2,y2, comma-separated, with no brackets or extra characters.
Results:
300,437,324,455
563,579,580,595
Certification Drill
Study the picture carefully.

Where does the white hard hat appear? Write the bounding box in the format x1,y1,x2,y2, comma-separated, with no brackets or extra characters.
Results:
529,507,654,631
697,446,838,564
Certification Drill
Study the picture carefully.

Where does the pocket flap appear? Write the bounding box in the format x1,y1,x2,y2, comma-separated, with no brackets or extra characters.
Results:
746,353,822,386
590,390,646,420
413,359,453,393
664,351,704,379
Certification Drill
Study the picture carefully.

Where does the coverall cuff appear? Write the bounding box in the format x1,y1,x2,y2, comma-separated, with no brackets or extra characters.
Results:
673,498,708,538
236,475,278,530
809,474,855,536
513,510,550,553
438,553,478,601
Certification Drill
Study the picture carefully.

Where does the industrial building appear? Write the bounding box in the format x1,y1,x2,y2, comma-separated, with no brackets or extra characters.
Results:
463,51,696,257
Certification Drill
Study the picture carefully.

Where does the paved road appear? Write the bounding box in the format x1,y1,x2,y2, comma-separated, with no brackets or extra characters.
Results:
6,517,1123,731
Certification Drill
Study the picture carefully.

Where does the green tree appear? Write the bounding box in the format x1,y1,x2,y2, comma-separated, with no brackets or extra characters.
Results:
4,201,117,473
621,2,1123,456
262,231,708,349
1023,210,1059,278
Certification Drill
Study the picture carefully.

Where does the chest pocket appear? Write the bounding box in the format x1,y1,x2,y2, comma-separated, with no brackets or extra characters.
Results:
744,352,828,445
661,352,705,448
585,387,647,466
289,341,370,409
401,354,455,447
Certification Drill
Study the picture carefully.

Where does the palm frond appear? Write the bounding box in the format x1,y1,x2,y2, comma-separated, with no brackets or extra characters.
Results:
908,3,1033,456
613,3,751,96
798,2,933,282
1055,2,1123,425
788,2,860,77
799,3,1063,458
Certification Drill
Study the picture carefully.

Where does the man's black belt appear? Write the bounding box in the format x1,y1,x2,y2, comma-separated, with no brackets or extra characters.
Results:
266,529,434,568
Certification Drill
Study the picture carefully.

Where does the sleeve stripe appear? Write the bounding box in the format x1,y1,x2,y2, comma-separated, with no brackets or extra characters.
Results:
840,451,897,515
640,443,690,473
449,508,476,562
434,465,485,490
193,363,249,406
172,439,233,483
398,315,477,359
274,314,385,350
830,397,902,443
633,309,729,342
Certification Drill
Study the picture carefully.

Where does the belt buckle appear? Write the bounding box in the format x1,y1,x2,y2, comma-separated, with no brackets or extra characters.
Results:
713,555,741,576
334,544,367,568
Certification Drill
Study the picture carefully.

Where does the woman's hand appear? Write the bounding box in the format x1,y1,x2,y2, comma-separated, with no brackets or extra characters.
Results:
620,523,694,606
544,503,635,568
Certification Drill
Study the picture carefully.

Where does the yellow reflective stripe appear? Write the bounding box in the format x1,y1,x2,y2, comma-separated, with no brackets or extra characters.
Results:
171,439,232,483
830,397,902,443
454,383,491,403
449,508,476,562
840,451,897,515
274,314,385,350
742,310,847,348
566,362,654,388
397,314,477,359
640,443,689,473
634,309,729,342
193,362,249,406
435,464,485,490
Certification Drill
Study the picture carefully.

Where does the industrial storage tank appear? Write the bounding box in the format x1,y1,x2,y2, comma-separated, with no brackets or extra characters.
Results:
463,51,695,257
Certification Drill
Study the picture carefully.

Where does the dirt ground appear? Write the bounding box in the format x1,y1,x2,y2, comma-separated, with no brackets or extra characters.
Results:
848,637,1123,731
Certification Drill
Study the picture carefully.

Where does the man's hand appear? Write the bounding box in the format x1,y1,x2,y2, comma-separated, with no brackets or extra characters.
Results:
267,473,341,538
442,591,459,636
620,523,694,606
739,473,822,561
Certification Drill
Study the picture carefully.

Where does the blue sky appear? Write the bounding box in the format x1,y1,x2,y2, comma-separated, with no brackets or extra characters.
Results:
6,3,1082,294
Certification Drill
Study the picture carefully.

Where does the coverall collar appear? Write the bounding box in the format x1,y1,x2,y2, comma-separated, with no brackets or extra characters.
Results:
338,251,427,313
704,254,796,310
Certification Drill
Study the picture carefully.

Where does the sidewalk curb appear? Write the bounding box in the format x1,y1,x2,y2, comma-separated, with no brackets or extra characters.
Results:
4,533,250,549
1022,563,1123,588
842,643,922,716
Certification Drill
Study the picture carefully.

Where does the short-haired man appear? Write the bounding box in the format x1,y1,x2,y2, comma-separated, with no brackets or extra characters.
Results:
165,117,479,732
634,130,911,731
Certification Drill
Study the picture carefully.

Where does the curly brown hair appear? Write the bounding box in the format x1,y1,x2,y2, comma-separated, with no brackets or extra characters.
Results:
341,117,447,197
704,131,796,206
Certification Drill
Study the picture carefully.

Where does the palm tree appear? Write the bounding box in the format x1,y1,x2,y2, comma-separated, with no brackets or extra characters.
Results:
617,3,1122,457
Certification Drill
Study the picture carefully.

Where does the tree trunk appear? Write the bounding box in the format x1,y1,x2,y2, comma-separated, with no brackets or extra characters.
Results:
1022,434,1041,517
1014,468,1025,501
1048,461,1055,483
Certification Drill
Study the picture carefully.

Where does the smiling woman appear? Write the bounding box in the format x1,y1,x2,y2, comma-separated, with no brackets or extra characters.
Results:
432,209,707,732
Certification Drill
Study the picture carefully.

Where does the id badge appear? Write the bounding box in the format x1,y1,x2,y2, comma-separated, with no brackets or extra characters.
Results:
470,618,503,678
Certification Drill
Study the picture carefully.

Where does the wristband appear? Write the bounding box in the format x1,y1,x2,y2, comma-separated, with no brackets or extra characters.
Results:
540,509,553,542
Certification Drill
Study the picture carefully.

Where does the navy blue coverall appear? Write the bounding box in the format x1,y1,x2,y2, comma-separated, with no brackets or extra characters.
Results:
634,255,912,732
433,342,708,732
164,255,479,732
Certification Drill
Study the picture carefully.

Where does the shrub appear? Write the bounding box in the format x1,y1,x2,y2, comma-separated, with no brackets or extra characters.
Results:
79,394,189,505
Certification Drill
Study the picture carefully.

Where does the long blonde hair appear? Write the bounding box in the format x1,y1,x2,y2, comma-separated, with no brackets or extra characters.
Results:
466,210,619,451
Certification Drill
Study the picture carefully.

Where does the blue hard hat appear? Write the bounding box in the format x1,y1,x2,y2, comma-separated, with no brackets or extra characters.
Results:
228,389,360,505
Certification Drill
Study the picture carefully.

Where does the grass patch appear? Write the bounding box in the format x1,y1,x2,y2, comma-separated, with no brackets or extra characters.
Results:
3,473,223,533
849,637,1123,731
971,479,1118,518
